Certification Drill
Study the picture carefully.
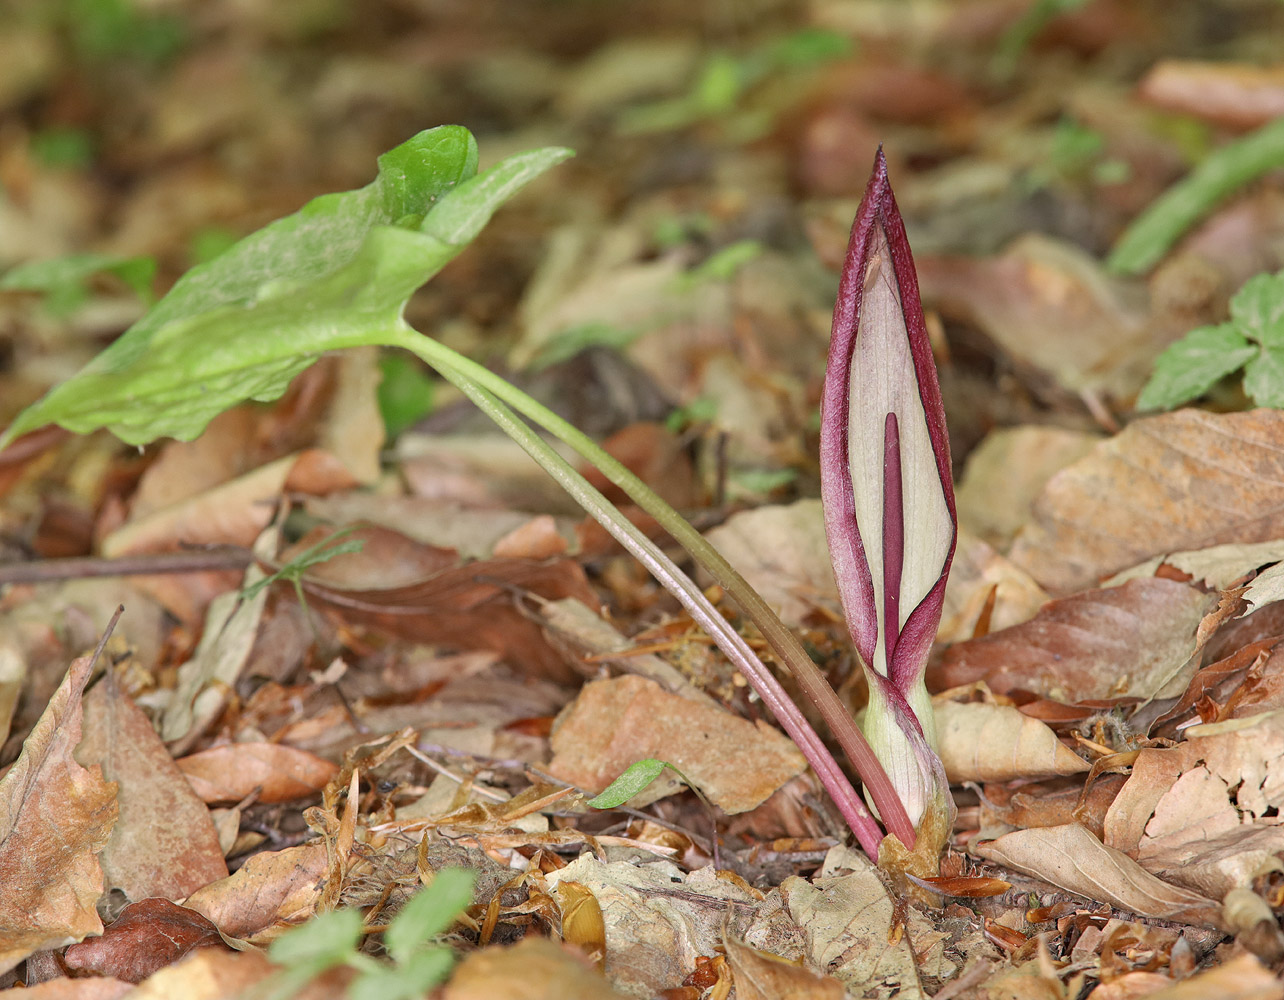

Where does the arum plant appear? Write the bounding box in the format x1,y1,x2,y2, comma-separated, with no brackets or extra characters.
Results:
819,148,957,851
0,126,949,866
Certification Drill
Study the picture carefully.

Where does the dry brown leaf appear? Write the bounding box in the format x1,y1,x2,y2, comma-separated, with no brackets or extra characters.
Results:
1103,710,1284,899
780,845,924,1000
917,235,1150,397
183,842,327,940
127,946,350,1000
0,650,118,975
934,701,1088,783
1009,410,1284,595
62,897,227,983
702,499,840,628
77,677,228,899
938,528,1050,644
443,935,632,1000
491,514,569,559
292,522,595,682
547,674,807,814
1137,953,1284,1000
931,578,1216,701
972,823,1221,926
1139,60,1284,130
176,742,339,804
955,426,1102,549
724,934,844,1000
979,774,1128,841
13,980,132,1000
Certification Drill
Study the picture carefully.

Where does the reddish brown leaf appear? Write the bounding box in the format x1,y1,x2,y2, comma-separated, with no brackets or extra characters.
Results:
63,898,227,983
0,651,118,975
176,743,338,804
1009,410,1284,595
77,678,228,900
931,578,1217,701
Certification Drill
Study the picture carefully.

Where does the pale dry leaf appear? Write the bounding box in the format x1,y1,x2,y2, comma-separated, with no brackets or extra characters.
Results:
176,743,339,804
1139,60,1284,130
781,845,924,1000
183,843,326,941
702,499,840,628
126,946,350,1000
933,701,1088,783
317,345,385,485
1103,710,1284,899
972,823,1221,926
0,651,119,975
547,674,807,814
77,678,228,899
1009,410,1284,595
443,935,632,1000
12,980,132,1000
1107,539,1284,591
931,578,1216,701
938,528,1049,644
543,855,759,997
724,934,844,1000
1138,953,1284,1000
955,426,1101,549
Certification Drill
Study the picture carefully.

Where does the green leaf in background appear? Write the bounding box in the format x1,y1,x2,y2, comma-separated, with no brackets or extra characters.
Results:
1108,117,1284,275
1137,324,1256,410
1,252,157,313
349,951,455,1000
383,868,474,963
1230,272,1284,348
588,758,680,808
377,354,437,437
0,127,572,448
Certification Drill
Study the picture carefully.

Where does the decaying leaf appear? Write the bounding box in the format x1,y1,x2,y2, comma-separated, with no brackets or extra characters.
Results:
934,700,1088,782
547,674,807,814
973,823,1222,926
1010,410,1284,594
176,742,339,804
77,677,228,899
62,897,227,983
0,649,119,975
932,578,1217,701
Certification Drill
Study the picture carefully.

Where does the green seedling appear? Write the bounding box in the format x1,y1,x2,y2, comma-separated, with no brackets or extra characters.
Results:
258,867,475,1000
240,526,365,608
1139,269,1284,409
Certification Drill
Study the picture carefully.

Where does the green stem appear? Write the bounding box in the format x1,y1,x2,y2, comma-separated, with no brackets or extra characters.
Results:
393,328,885,855
390,324,916,849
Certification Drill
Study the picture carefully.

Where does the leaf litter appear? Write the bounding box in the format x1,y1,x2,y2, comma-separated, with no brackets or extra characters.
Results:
6,2,1284,998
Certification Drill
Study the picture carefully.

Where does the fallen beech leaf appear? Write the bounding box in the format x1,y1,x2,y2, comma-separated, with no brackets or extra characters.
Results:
955,426,1101,549
934,701,1088,782
0,651,118,975
1104,710,1284,899
77,678,227,899
62,898,226,983
1139,60,1284,130
547,675,807,814
702,499,840,628
931,578,1217,701
916,235,1150,397
1009,410,1284,594
176,743,339,804
973,823,1221,927
183,843,327,940
292,522,595,682
724,934,844,1000
443,935,632,1000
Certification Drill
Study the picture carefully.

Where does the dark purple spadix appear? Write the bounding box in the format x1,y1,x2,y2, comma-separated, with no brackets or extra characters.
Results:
819,148,957,829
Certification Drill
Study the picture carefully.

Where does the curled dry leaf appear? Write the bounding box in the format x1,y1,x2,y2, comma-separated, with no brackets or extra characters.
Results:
931,578,1217,701
183,842,327,940
933,701,1088,783
77,678,228,899
973,823,1221,927
62,897,227,983
1010,410,1284,595
547,674,807,814
0,651,118,975
176,742,339,804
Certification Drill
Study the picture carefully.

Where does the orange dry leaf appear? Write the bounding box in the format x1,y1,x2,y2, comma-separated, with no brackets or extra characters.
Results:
1139,60,1284,130
0,650,119,974
77,677,228,899
176,742,339,804
183,843,328,940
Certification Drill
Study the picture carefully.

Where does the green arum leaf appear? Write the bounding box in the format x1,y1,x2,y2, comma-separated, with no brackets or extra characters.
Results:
587,758,673,808
1,127,571,449
383,868,475,963
1137,324,1257,410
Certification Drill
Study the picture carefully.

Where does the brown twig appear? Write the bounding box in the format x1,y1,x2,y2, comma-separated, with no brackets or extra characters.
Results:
0,547,252,586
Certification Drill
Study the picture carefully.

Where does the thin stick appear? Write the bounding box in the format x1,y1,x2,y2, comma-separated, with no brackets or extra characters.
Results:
0,547,252,586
